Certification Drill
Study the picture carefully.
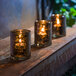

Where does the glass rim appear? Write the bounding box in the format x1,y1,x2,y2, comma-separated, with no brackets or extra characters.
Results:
11,29,31,33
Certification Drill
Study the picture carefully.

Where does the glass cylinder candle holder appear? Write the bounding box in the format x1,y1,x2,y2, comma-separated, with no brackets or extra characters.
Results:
51,14,66,38
35,20,52,48
10,29,31,61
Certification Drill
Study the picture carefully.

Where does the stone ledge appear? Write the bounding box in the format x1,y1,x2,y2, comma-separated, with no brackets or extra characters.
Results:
0,27,76,76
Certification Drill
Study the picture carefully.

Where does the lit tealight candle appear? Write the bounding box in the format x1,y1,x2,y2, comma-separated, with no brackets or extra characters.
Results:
10,29,31,61
19,39,22,43
54,14,61,27
38,25,47,38
51,14,66,38
19,34,22,38
35,20,52,48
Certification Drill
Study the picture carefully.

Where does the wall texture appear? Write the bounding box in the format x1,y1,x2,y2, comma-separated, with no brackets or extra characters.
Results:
0,0,37,38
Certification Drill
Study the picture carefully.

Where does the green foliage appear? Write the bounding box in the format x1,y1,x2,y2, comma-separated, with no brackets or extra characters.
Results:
60,8,66,14
64,0,68,2
70,8,76,17
52,0,76,27
60,7,76,27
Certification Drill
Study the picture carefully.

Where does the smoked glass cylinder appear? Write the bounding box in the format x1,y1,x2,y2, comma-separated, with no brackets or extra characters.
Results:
10,29,31,61
51,14,66,38
35,20,52,48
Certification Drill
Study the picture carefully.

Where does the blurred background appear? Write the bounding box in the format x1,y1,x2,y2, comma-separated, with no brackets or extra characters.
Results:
0,0,76,39
37,0,76,27
0,0,37,38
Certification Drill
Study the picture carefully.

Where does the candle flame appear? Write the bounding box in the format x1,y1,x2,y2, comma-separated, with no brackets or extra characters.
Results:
54,15,61,27
19,31,22,42
41,26,45,32
38,25,47,37
19,34,22,38
57,18,60,24
42,20,45,23
19,39,22,43
20,30,22,33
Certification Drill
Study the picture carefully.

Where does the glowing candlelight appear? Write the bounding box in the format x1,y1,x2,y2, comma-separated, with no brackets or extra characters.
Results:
57,18,60,24
35,20,52,47
19,34,22,38
51,14,66,38
54,14,61,27
10,29,31,61
19,39,22,43
38,25,47,36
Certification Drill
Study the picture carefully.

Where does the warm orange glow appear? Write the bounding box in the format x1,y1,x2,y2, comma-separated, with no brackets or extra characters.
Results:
15,43,19,46
20,43,24,46
15,43,24,46
42,20,45,24
19,39,22,43
57,18,60,24
19,34,22,38
19,31,22,43
56,14,60,17
38,25,47,36
54,15,61,27
20,30,22,34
